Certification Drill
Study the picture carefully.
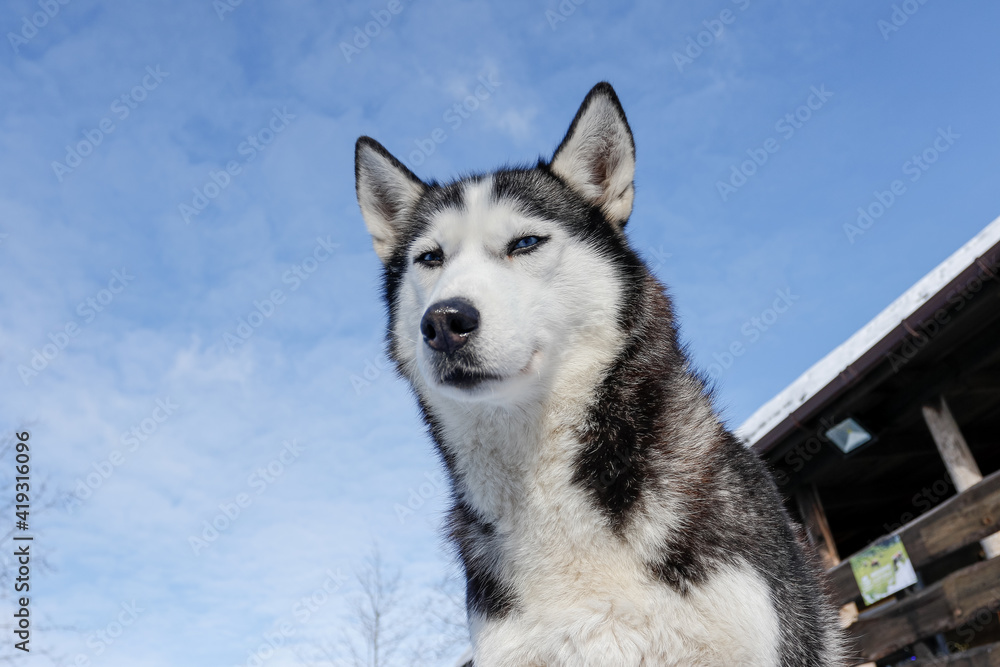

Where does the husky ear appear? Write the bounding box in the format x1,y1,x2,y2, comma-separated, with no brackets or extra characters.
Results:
550,82,635,230
355,137,427,264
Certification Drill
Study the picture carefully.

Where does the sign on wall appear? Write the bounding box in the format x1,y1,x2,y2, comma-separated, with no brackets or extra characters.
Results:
849,535,919,605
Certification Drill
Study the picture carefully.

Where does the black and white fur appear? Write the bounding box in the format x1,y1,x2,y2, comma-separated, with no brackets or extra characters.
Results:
355,83,845,666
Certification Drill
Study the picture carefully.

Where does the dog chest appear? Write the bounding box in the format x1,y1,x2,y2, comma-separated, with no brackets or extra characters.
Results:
471,554,781,666
464,463,781,666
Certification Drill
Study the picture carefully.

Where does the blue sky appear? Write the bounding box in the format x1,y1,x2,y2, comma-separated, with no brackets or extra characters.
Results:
1,1,999,665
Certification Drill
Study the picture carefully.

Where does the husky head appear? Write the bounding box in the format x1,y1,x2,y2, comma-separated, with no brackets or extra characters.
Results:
355,83,646,410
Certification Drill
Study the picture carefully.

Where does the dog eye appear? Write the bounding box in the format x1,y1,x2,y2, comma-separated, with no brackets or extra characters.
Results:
415,249,444,266
508,235,546,256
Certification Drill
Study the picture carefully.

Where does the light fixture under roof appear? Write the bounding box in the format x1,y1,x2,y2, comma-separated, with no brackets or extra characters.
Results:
825,417,873,454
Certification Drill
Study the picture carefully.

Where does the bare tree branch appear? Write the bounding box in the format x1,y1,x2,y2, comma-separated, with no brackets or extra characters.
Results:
299,545,469,667
340,544,413,667
419,570,470,661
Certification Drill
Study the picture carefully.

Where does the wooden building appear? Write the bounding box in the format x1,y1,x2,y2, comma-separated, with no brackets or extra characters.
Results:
738,215,1000,665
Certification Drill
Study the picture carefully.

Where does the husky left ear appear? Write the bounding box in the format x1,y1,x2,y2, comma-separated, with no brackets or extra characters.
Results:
550,82,635,230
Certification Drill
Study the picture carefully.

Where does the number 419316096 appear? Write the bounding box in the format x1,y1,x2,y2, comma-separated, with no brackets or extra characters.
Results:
14,431,30,530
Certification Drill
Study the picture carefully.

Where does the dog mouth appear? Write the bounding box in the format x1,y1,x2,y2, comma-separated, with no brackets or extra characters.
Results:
440,368,503,389
432,350,540,392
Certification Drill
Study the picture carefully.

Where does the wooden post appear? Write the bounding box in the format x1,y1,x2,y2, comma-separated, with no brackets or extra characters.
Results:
794,484,861,631
796,484,840,570
922,395,1000,559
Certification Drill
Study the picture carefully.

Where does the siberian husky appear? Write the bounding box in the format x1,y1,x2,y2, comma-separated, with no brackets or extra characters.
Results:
354,82,845,666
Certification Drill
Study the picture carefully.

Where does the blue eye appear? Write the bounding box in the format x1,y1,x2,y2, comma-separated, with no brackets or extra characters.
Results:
415,249,443,266
509,235,546,255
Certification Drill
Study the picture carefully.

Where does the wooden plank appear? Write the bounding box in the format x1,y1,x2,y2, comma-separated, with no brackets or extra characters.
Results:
922,395,1000,558
909,641,1000,667
848,557,1000,662
828,468,1000,606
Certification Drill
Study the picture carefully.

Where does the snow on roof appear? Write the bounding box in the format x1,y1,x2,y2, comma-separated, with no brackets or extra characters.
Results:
737,214,1000,448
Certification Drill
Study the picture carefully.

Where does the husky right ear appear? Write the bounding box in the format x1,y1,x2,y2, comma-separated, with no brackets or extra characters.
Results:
550,82,635,231
355,137,427,264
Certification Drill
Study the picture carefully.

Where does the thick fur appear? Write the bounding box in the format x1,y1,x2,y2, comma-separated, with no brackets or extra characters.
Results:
355,83,845,666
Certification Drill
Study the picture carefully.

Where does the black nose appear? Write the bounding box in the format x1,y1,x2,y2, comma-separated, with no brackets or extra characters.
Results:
421,298,480,353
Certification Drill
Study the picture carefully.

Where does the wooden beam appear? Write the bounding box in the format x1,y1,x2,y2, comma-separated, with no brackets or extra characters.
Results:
848,557,1000,662
795,484,862,627
909,641,1000,666
924,396,987,490
922,395,1000,558
796,484,840,569
827,468,1000,607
